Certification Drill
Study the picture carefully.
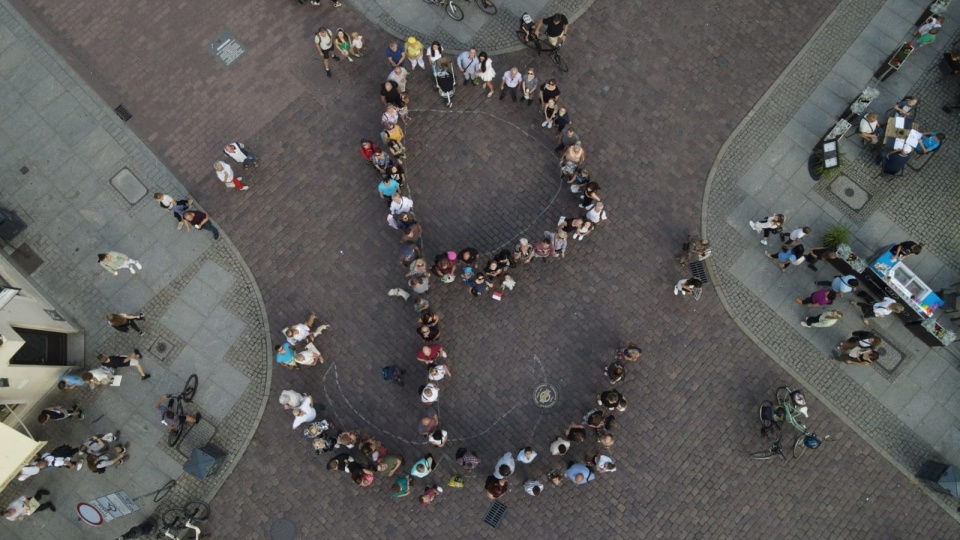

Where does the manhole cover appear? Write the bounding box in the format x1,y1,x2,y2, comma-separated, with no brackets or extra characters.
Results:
829,175,869,210
532,383,558,408
269,517,297,540
150,336,174,361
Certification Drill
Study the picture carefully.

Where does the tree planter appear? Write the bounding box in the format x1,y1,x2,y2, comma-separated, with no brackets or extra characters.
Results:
875,43,914,81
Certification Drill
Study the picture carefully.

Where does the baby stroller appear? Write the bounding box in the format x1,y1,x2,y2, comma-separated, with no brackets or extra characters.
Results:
436,67,455,108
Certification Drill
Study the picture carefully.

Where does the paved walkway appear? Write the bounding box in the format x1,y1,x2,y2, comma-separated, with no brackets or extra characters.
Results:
705,0,960,515
5,0,960,538
0,2,271,538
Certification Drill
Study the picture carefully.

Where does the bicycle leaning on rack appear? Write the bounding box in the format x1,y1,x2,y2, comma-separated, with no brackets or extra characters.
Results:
516,16,569,73
751,386,830,460
161,500,209,540
163,374,199,447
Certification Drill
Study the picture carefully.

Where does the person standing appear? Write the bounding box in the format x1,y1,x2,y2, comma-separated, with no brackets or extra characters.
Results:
385,40,406,69
314,27,340,77
889,240,923,261
427,41,444,80
222,142,258,169
405,36,425,71
335,29,354,63
107,312,145,335
477,52,495,97
540,78,561,107
214,160,248,190
182,210,221,240
535,13,570,47
564,462,595,485
499,66,521,102
4,490,55,521
387,65,409,94
556,125,580,153
98,251,142,276
456,47,479,85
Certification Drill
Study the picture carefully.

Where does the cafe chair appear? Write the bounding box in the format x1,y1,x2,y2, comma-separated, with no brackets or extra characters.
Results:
908,144,941,172
939,283,960,314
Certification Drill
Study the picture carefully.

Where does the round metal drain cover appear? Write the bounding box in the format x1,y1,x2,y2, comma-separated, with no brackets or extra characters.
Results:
269,517,298,540
533,383,558,408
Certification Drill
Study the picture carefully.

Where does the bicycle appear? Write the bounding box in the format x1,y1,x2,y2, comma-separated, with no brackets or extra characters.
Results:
464,0,496,14
752,386,829,460
165,374,199,447
161,500,209,540
750,401,785,461
423,0,463,21
515,28,568,73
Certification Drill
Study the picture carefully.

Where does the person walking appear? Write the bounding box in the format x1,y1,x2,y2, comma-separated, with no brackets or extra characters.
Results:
314,27,340,77
98,251,142,276
4,490,55,521
852,297,903,325
765,244,805,271
456,47,479,85
795,289,837,307
222,142,258,169
815,275,858,297
499,66,521,102
98,350,151,381
800,310,843,328
804,246,836,271
477,52,495,97
214,160,248,190
748,214,784,245
335,29,354,63
38,404,82,424
780,226,811,246
154,193,190,222
182,210,221,240
107,312,145,335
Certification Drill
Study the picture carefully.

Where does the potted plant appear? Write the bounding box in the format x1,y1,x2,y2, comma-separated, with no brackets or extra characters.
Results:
822,223,852,250
808,146,846,182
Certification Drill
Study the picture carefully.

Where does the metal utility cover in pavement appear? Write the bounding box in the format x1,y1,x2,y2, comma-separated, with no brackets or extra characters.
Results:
208,30,246,67
688,260,709,284
830,175,869,210
483,501,507,528
532,382,558,408
109,168,147,204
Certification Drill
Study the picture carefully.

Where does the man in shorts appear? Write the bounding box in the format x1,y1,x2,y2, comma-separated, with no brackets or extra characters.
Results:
98,349,150,381
155,394,200,431
535,13,569,47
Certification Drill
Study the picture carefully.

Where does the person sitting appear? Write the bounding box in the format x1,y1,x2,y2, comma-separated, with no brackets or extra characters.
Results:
858,112,882,145
916,132,945,154
881,148,910,175
673,278,703,296
893,96,918,118
518,13,536,42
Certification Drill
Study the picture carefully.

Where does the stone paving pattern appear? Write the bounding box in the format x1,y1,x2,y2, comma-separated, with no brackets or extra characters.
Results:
9,0,960,537
0,2,272,538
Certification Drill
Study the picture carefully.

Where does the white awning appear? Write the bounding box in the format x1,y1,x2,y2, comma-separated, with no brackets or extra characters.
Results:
0,422,45,492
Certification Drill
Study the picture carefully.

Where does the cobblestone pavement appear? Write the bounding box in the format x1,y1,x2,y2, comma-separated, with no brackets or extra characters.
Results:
11,0,960,538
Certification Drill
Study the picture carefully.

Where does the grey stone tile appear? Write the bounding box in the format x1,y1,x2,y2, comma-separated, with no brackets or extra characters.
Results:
832,53,877,91
808,83,852,119
934,425,960,467
0,40,29,74
793,101,836,139
73,125,114,162
882,374,921,411
726,197,765,243
781,118,821,149
188,326,229,363
179,277,221,317
735,161,774,197
30,189,70,224
915,407,959,448
753,174,789,210
167,231,210,267
210,361,250,399
15,119,55,155
145,444,188,480
56,108,98,147
773,144,811,182
9,57,47,94
844,37,892,71
882,0,925,22
111,278,155,314
193,380,239,423
38,90,82,126
22,73,65,111
204,305,247,344
730,250,780,298
60,221,102,265
853,211,897,249
841,361,891,399
169,344,218,382
897,392,937,426
928,366,960,404
32,134,74,179
195,260,236,296
160,301,205,342
758,133,796,170
869,6,914,44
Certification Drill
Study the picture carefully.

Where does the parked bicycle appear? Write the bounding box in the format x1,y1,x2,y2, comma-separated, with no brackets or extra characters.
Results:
516,17,568,72
465,0,496,14
751,386,829,460
161,374,199,447
161,500,209,540
423,0,463,21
